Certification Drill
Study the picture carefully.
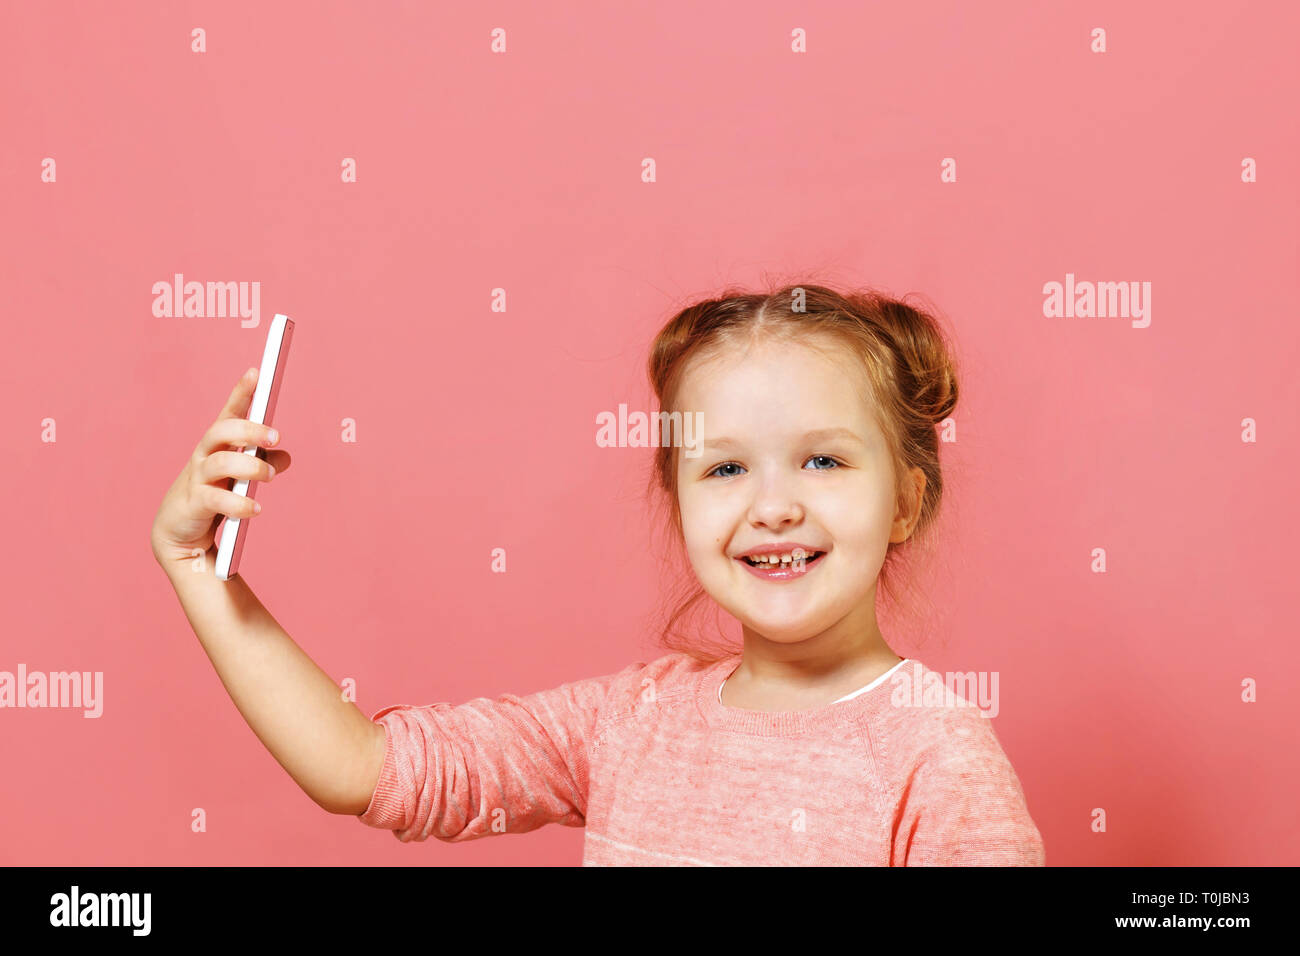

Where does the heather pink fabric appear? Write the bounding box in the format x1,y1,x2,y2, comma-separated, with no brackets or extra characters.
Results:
357,652,1045,866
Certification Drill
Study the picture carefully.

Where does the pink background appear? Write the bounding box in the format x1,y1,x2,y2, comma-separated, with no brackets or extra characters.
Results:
2,1,1297,865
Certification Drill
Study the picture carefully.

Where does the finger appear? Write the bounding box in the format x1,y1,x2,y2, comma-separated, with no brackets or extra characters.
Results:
196,416,279,459
216,367,260,422
197,449,278,486
200,484,263,520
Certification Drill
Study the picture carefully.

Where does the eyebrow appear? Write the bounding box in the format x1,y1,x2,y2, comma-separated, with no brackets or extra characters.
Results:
704,427,864,450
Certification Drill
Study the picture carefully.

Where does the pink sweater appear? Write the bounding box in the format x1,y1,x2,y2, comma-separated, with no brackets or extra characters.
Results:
356,652,1046,865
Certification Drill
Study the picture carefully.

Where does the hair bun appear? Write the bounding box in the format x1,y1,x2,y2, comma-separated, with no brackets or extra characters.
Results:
869,295,959,427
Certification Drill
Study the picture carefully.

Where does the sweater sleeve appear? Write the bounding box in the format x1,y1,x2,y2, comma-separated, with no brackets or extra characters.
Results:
354,661,643,843
893,711,1046,866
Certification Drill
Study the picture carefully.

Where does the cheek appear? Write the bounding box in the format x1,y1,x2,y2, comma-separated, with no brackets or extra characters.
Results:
682,523,722,567
820,485,894,543
680,538,727,592
677,486,716,537
675,497,710,561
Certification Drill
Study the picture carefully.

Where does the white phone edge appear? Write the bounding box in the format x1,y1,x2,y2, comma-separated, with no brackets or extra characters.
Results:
215,313,293,581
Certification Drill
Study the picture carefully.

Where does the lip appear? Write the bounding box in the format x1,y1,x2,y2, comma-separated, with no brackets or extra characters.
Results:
734,546,828,583
734,543,824,559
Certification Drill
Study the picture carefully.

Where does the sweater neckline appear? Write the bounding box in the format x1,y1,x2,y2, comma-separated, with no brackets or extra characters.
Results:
697,653,909,736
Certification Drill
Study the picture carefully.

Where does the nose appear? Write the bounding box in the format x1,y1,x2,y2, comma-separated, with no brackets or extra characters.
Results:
745,467,804,530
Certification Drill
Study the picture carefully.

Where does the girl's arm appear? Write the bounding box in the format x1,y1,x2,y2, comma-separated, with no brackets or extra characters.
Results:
356,660,648,842
150,367,385,817
156,547,387,816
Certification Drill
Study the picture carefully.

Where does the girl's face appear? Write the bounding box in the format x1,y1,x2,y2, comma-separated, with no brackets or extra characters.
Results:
675,335,924,648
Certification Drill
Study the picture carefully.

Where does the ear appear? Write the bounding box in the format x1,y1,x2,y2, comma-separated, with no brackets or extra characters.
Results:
890,467,926,544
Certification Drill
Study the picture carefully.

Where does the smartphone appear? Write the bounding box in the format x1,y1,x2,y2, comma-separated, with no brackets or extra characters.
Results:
215,313,296,581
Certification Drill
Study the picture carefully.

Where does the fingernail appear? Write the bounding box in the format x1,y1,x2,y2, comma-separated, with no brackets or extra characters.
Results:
253,501,262,513
266,429,279,444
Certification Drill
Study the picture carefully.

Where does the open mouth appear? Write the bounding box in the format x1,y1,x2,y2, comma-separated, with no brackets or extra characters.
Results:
739,551,826,569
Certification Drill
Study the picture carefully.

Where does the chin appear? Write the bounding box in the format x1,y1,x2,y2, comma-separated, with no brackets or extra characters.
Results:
735,612,827,644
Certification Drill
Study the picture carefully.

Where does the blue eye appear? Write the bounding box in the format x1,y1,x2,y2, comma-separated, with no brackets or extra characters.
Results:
707,462,745,479
805,455,841,470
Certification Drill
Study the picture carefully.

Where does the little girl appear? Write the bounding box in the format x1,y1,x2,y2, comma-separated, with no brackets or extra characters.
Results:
151,282,1045,866
354,281,1047,866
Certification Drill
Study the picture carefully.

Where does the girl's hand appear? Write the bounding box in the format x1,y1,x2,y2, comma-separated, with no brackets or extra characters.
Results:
151,367,293,567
